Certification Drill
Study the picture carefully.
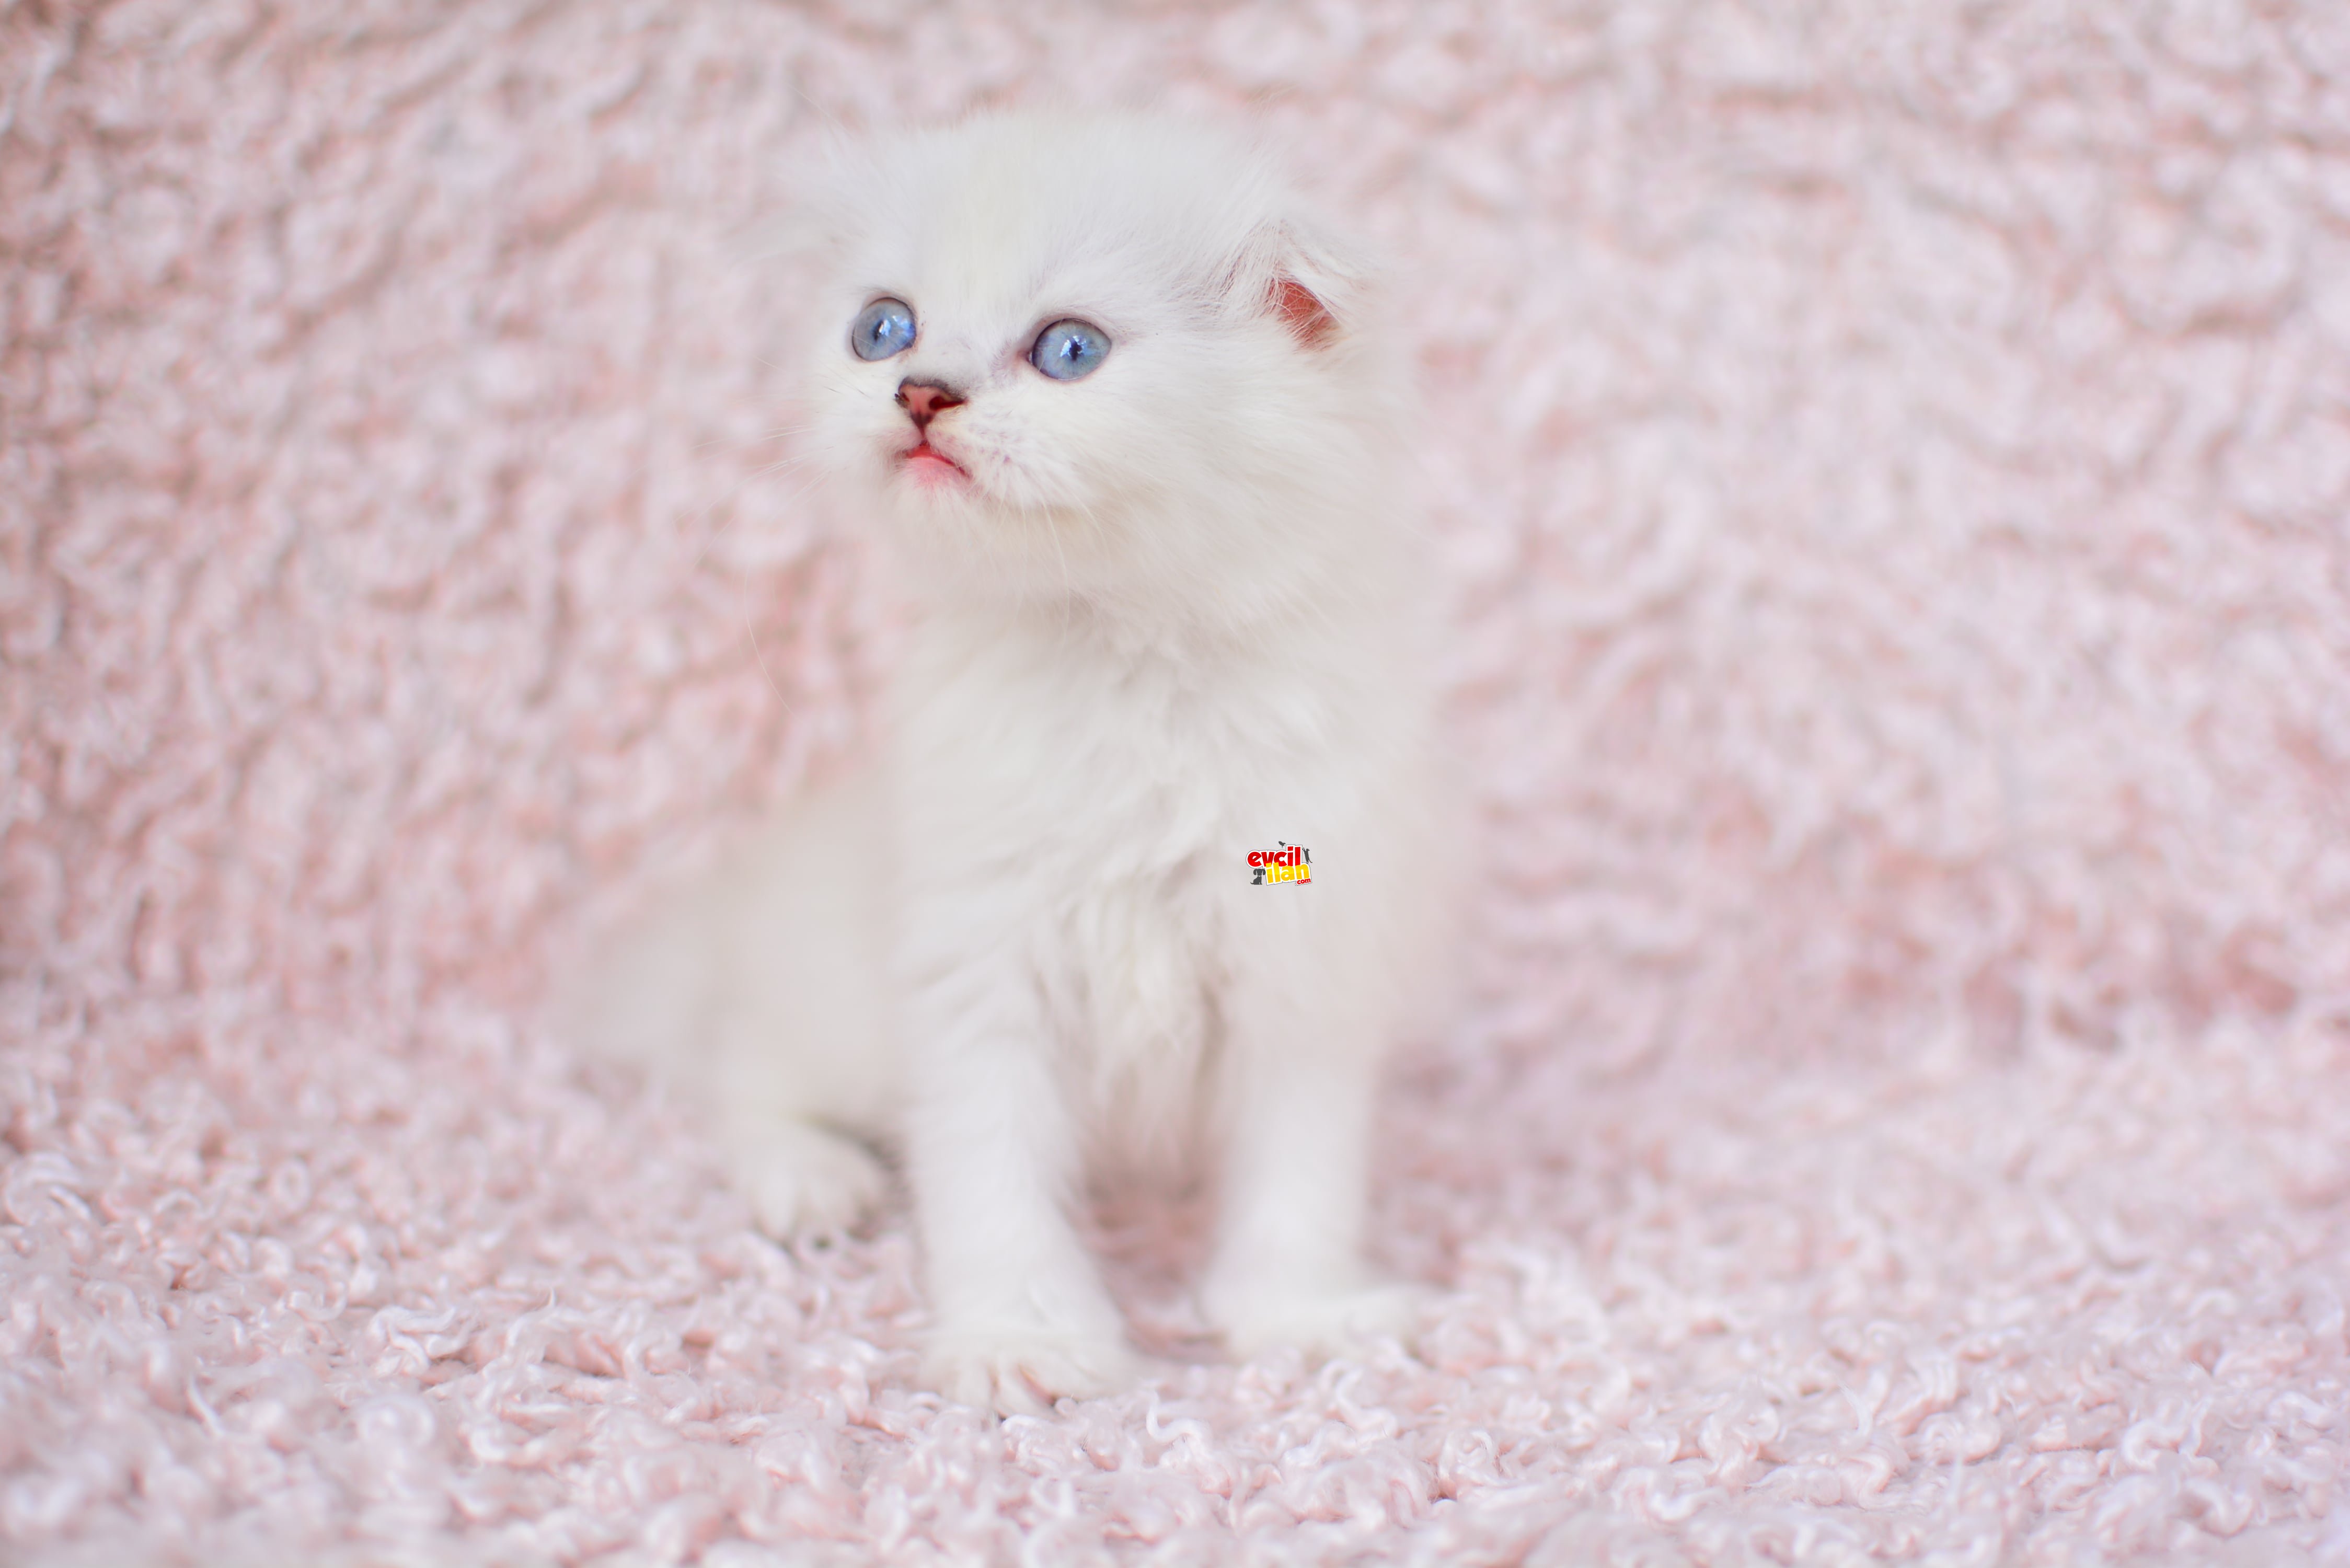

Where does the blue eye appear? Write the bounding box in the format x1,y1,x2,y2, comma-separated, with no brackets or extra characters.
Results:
1030,319,1110,381
850,298,916,361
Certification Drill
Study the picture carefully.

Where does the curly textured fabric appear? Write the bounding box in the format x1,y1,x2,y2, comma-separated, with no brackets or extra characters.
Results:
6,2,2350,1563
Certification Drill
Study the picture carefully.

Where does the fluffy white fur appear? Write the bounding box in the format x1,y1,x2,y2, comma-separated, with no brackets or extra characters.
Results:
572,111,1449,1413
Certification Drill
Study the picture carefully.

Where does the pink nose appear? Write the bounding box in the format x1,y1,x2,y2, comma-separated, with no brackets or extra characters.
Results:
895,379,965,429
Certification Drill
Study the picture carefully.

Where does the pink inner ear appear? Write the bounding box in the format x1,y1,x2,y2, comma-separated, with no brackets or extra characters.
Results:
1270,276,1338,348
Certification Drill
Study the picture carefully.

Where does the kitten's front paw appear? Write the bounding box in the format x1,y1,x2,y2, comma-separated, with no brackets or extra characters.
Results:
730,1121,890,1237
925,1327,1138,1417
1208,1279,1431,1362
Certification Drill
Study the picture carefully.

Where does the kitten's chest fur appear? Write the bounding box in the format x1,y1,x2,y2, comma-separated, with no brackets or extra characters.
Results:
891,603,1365,1171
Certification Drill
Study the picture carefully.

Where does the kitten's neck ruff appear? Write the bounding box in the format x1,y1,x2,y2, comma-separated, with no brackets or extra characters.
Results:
901,527,1403,668
890,453,1410,655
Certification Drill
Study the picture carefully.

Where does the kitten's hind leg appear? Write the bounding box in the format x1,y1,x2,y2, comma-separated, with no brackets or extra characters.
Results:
565,776,905,1236
721,1113,890,1237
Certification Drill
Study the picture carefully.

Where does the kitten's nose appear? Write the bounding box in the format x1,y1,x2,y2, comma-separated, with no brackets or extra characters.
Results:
895,379,965,430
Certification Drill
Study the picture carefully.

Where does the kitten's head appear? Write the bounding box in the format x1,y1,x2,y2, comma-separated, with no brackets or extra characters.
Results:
801,111,1387,610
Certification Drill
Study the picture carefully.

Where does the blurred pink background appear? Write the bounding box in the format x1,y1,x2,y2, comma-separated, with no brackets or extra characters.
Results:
7,3,2350,1563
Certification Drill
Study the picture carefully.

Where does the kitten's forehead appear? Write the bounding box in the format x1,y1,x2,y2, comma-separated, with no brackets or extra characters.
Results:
844,114,1277,314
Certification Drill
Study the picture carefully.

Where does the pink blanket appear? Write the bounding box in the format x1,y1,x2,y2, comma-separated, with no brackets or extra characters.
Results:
7,2,2349,1561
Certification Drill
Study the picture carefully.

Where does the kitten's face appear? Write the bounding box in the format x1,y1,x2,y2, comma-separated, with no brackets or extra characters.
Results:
804,114,1362,599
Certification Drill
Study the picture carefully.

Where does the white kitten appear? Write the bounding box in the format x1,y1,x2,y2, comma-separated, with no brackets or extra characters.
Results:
572,110,1452,1413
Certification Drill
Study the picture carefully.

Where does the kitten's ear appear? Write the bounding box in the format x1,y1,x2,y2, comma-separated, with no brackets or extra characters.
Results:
1270,275,1339,349
1231,218,1367,352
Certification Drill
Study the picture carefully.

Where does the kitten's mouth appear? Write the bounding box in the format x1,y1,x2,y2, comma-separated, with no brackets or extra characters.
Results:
897,438,970,487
